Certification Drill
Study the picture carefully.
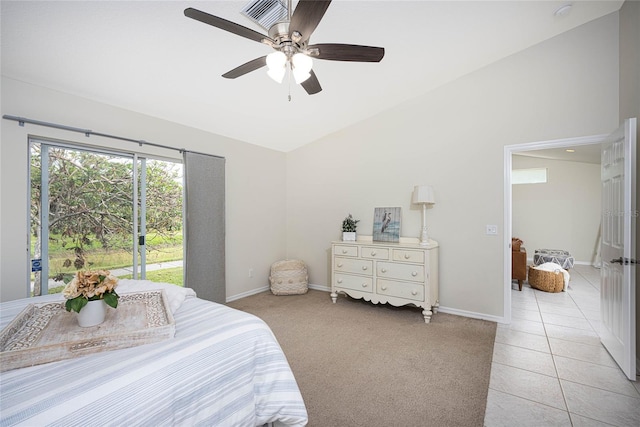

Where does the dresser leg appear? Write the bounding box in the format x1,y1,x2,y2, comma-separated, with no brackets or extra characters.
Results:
432,302,439,314
422,308,433,323
330,292,337,303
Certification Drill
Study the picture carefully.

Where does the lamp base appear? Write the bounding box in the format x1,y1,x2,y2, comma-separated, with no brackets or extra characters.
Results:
419,227,429,246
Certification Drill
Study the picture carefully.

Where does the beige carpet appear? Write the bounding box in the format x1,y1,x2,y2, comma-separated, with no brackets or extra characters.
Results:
229,290,496,427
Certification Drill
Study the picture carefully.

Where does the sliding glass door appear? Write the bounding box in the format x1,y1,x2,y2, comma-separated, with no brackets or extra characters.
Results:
29,139,183,296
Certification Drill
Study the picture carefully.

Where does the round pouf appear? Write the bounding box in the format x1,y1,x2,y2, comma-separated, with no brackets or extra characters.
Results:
269,259,308,295
533,249,574,270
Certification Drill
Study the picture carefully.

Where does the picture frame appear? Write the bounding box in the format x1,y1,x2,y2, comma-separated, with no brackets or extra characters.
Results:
373,207,401,242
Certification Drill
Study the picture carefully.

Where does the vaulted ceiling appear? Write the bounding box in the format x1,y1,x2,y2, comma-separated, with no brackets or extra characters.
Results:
1,1,624,152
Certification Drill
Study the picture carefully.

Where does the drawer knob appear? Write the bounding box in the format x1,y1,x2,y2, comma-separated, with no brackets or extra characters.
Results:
381,286,387,291
337,279,343,284
337,263,343,268
371,251,377,256
362,266,368,271
381,268,387,273
412,271,418,277
404,254,410,259
288,279,293,284
411,290,418,296
362,283,368,288
342,249,347,254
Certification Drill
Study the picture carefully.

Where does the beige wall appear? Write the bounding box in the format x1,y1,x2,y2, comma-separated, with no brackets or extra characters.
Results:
0,77,288,302
286,12,619,319
512,156,601,264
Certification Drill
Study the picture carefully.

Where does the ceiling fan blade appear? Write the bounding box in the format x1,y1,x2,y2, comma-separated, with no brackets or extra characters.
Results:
222,56,267,79
184,7,272,44
308,44,385,62
301,70,322,95
289,0,332,44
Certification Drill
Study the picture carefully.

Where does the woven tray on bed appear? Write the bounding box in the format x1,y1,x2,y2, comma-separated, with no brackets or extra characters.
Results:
527,266,564,293
0,290,175,372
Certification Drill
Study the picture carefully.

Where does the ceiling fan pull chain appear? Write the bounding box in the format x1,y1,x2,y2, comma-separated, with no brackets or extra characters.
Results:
288,65,292,102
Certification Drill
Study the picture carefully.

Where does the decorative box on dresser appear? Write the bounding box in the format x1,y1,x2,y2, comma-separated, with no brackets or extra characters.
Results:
330,237,439,323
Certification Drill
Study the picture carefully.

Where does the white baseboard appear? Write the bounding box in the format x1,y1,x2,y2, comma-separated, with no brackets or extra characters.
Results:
226,284,328,303
437,306,504,324
226,286,270,303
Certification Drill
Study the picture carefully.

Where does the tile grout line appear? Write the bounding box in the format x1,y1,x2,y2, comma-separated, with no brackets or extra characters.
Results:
533,284,574,423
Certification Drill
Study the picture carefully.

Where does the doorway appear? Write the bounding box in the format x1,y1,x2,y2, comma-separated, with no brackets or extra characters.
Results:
504,134,607,322
29,138,184,296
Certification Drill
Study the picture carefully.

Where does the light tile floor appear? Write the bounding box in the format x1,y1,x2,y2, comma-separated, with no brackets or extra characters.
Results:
484,264,640,426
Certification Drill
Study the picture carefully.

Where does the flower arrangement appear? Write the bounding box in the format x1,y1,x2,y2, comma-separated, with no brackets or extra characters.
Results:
342,214,359,232
63,270,120,313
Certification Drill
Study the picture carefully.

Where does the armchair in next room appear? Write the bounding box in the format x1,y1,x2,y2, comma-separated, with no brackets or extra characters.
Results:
511,238,527,291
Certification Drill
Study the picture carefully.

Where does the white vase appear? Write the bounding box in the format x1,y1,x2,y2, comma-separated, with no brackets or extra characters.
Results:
77,299,107,327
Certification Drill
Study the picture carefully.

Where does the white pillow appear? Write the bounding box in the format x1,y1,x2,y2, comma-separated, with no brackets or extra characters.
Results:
116,279,197,313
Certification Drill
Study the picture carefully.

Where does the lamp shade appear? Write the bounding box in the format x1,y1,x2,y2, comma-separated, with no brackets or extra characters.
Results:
412,185,435,204
292,53,312,84
266,51,287,83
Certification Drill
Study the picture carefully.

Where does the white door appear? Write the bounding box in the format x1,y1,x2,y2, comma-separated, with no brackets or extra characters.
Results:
600,118,637,380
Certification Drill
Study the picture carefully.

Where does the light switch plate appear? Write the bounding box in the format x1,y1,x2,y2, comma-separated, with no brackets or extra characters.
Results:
486,225,498,235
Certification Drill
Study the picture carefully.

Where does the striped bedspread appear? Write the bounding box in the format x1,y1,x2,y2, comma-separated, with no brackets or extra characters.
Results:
0,290,308,427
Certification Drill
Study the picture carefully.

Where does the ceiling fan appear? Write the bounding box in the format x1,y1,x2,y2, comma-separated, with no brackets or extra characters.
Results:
184,0,385,95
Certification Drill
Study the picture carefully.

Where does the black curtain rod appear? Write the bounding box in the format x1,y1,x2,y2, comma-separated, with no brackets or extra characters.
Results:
2,114,225,160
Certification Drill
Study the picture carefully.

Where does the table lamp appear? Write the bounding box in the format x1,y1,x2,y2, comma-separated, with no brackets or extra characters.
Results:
412,185,435,245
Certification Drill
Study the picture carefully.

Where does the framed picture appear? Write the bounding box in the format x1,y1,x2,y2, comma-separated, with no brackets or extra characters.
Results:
373,207,401,242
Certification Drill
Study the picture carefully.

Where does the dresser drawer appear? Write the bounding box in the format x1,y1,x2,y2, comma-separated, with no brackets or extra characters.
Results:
392,249,425,264
334,257,373,276
361,246,389,260
377,261,424,282
335,273,373,293
334,244,358,257
377,279,424,302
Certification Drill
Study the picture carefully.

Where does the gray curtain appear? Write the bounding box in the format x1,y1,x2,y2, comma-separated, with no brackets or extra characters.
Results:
183,151,225,303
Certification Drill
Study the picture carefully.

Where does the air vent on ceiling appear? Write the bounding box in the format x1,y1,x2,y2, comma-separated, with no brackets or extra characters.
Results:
241,0,288,31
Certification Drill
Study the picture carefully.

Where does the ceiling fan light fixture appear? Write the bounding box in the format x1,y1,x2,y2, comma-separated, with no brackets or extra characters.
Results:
266,51,287,83
291,53,312,84
293,70,311,84
267,67,286,83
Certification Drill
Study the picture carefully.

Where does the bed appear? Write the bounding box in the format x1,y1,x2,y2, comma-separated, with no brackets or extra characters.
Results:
0,280,308,427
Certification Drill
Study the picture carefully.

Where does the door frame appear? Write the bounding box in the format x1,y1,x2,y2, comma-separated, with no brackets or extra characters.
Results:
503,134,607,323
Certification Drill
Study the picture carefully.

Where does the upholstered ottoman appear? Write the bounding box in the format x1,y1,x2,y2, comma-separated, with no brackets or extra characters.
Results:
533,249,574,270
269,259,308,295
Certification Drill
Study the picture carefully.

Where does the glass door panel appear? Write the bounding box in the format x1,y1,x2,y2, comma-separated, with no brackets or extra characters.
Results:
140,159,184,285
30,142,135,295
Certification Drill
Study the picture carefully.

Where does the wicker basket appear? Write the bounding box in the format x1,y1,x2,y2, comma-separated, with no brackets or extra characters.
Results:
527,266,564,293
269,259,308,295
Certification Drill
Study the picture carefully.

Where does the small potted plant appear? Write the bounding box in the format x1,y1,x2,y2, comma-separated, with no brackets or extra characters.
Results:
63,270,120,327
342,214,359,241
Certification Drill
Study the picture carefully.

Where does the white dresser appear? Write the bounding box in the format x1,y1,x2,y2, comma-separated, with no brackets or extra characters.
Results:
330,238,439,323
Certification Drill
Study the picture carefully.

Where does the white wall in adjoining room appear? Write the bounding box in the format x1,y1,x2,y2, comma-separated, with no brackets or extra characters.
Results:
512,155,601,264
285,12,619,320
0,77,287,302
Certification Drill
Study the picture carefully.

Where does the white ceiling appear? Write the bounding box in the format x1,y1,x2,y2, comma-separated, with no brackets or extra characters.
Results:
1,0,624,152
